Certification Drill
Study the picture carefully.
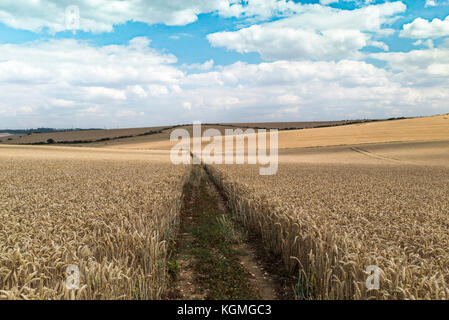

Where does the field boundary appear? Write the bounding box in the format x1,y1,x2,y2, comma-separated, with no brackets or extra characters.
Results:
207,118,409,132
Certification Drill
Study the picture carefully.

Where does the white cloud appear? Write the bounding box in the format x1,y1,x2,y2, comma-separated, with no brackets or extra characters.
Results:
280,106,300,114
148,84,170,97
0,1,211,32
0,0,318,34
371,47,449,86
183,59,215,71
182,102,192,110
0,37,184,127
18,106,34,115
208,2,405,61
85,87,127,101
127,85,148,99
217,0,304,20
277,94,301,105
413,39,434,49
320,0,339,5
180,59,448,121
116,110,137,118
1,35,448,128
401,15,449,39
425,0,437,7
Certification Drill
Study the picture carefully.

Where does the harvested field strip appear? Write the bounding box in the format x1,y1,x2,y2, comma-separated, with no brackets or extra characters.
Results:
1,126,176,145
24,127,175,145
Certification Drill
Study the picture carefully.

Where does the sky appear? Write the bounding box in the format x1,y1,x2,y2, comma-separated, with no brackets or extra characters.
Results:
0,0,449,129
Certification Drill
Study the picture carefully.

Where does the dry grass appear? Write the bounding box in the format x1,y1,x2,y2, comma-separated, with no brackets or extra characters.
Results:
209,144,449,299
0,145,188,299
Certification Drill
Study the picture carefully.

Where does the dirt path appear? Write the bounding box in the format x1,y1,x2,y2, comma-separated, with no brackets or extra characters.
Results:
211,181,278,300
166,165,280,300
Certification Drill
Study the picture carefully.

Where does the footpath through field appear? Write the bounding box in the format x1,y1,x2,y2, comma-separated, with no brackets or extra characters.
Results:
165,165,292,300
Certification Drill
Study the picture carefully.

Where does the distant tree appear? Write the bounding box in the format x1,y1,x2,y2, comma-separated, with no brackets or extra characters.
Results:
47,138,55,144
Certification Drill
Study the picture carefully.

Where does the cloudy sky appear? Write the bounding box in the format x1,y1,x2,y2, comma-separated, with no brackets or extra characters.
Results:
0,0,448,129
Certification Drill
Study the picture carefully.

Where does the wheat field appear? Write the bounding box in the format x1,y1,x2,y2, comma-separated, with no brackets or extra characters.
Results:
0,145,188,299
209,146,449,299
106,115,449,152
1,114,448,300
275,114,449,149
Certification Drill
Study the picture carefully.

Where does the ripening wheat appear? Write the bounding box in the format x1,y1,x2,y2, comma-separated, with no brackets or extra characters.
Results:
0,147,188,300
208,162,449,300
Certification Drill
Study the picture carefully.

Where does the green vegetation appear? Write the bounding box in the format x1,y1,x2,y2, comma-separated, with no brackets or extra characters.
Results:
174,165,258,300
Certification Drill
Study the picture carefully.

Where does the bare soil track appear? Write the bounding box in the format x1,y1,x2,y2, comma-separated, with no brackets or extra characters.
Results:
166,165,287,300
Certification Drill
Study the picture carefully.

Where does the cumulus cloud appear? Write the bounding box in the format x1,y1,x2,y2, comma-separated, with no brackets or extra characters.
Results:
207,2,405,61
425,0,437,7
371,47,449,88
320,0,339,5
180,59,448,121
400,15,449,39
183,60,215,71
0,0,316,33
0,37,184,127
0,0,213,32
1,33,448,128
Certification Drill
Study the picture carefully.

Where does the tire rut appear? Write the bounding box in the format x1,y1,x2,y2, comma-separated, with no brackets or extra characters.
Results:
167,165,280,300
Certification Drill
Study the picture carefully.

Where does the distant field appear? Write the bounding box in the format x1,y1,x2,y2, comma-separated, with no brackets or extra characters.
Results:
276,114,449,149
216,119,386,130
0,126,170,145
0,133,11,138
0,117,407,147
278,140,449,167
110,114,449,153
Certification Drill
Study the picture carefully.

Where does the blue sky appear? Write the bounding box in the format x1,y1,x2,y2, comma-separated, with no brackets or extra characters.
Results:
0,0,448,128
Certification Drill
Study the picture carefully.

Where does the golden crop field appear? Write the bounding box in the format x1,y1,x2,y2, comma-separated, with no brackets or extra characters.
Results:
1,113,448,301
110,115,449,153
275,114,449,149
208,142,449,299
0,145,188,299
